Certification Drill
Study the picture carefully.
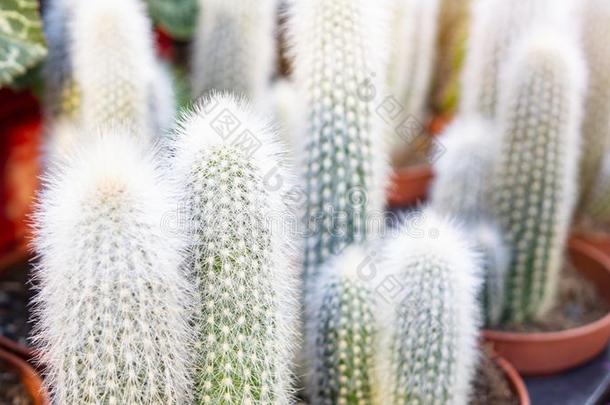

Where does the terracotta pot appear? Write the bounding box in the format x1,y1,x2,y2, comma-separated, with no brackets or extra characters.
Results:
0,348,49,405
484,237,610,375
492,351,530,405
571,231,610,257
387,164,433,209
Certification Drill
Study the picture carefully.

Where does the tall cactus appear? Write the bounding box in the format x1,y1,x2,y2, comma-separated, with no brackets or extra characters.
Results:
378,211,480,405
307,246,379,404
191,0,277,104
491,28,585,323
583,153,610,226
460,0,573,119
430,116,496,221
288,0,388,289
171,94,298,404
32,132,194,404
72,0,157,138
578,0,610,209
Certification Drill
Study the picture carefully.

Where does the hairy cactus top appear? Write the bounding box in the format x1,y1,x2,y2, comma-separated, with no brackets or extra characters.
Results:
32,131,194,404
171,94,298,404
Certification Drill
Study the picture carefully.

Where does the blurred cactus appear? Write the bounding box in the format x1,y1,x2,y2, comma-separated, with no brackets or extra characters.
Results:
583,153,610,225
578,0,610,209
33,132,194,404
288,0,388,289
307,246,379,404
148,62,176,136
72,0,158,138
491,29,585,323
379,212,480,405
430,116,496,221
269,78,302,161
191,0,277,104
171,94,298,404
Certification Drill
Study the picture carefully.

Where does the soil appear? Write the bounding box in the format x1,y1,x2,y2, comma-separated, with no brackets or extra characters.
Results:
471,347,519,405
501,261,610,333
0,262,31,348
0,360,32,405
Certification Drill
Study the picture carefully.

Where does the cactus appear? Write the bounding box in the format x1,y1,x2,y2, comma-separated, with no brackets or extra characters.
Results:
149,62,176,137
378,211,480,405
72,0,157,138
191,0,277,104
578,0,610,209
490,28,585,323
171,94,298,404
430,116,496,221
471,222,509,327
269,78,302,160
460,0,573,119
32,131,194,404
307,246,379,405
288,0,388,289
583,153,610,225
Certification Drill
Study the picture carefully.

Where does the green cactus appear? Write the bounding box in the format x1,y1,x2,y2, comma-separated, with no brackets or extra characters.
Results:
491,29,585,323
171,94,298,404
307,246,378,404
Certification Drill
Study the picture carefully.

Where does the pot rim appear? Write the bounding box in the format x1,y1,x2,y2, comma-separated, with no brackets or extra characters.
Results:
0,348,48,405
492,351,530,405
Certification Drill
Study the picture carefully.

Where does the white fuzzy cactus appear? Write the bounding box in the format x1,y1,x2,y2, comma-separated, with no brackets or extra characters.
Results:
148,62,176,137
307,246,379,404
491,28,585,322
72,0,158,138
378,211,481,405
191,0,277,104
171,94,298,404
578,0,610,207
288,0,388,289
32,131,194,404
269,79,303,161
460,0,574,119
583,153,610,225
430,116,497,221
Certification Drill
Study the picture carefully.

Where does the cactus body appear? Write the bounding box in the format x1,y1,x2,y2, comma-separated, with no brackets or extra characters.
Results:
149,62,176,137
307,246,378,405
288,0,388,288
191,0,277,104
72,0,157,138
430,116,496,221
491,29,585,322
171,94,298,404
578,0,610,208
379,212,480,405
583,153,610,225
269,79,302,161
33,132,194,404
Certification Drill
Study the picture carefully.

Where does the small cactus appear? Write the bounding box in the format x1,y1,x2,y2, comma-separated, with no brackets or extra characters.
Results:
171,94,298,404
578,0,610,209
72,0,158,137
306,246,379,405
191,0,277,104
582,153,610,226
378,211,480,405
288,0,388,289
430,116,496,221
491,28,585,322
32,131,194,404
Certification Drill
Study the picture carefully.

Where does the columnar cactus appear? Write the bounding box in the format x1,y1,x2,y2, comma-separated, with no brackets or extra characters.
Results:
72,0,157,138
307,246,379,404
269,79,302,160
32,132,194,404
491,29,585,323
171,94,298,404
472,222,508,327
378,211,480,405
430,116,496,221
460,0,571,118
578,0,610,208
288,0,388,289
191,0,277,104
583,153,610,225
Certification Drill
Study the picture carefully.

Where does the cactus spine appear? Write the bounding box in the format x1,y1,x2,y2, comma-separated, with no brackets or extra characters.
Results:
491,29,585,323
288,0,387,288
578,0,610,208
430,116,496,221
307,246,378,404
32,132,194,404
379,212,480,405
72,0,158,138
191,0,277,104
171,94,298,404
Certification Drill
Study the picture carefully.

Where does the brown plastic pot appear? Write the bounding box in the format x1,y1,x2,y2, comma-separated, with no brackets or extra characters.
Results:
484,237,610,375
387,164,433,209
492,351,530,405
0,348,49,404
